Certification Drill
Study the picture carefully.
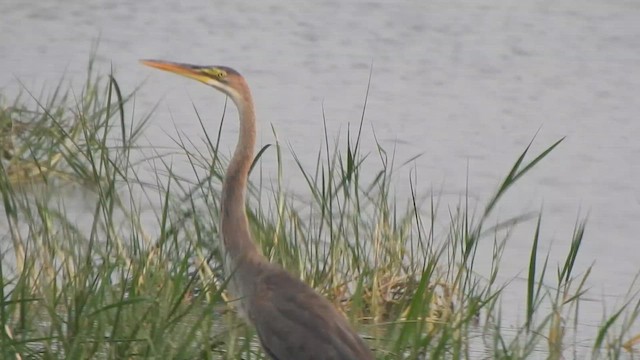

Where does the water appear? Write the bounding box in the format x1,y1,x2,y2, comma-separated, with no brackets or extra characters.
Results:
1,0,639,355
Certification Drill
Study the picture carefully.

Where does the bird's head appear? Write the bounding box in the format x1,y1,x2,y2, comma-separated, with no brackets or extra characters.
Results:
140,60,249,103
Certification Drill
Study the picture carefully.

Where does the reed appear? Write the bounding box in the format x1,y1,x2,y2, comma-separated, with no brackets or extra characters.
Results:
0,60,637,359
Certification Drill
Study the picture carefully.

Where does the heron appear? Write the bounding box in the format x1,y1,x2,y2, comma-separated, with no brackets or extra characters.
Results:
141,60,374,360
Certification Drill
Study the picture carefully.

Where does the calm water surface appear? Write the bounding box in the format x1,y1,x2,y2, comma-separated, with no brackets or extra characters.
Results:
1,0,639,355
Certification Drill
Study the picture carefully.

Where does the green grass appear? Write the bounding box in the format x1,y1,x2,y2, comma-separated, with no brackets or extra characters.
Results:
0,59,639,359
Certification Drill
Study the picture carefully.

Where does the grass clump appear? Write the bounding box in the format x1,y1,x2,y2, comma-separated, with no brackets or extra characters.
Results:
0,58,638,359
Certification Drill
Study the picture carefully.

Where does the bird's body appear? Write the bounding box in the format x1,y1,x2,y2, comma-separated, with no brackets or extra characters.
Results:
141,60,374,360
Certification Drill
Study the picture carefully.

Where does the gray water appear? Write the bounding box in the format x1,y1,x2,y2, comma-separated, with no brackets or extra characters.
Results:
1,0,639,355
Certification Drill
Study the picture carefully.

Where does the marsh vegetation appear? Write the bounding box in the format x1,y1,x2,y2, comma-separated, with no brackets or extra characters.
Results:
0,61,638,359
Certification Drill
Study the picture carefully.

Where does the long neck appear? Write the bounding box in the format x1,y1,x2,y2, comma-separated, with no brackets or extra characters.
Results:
220,90,260,261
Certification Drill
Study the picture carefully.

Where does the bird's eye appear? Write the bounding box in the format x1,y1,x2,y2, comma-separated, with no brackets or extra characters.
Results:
202,69,226,80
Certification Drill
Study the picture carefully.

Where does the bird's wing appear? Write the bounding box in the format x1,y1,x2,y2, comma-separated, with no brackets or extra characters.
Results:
248,268,373,360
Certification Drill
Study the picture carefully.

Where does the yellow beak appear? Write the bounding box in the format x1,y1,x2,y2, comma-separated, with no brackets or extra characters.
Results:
140,59,208,83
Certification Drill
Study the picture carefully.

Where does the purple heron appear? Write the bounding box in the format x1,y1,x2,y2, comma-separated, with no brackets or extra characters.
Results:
141,60,374,360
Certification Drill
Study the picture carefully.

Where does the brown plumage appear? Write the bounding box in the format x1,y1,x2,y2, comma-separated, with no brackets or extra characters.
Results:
141,60,374,360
